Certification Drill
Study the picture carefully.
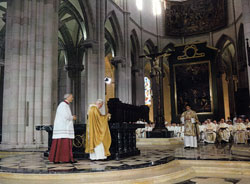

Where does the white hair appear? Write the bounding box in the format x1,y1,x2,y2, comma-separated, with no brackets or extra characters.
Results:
96,99,103,104
64,93,72,99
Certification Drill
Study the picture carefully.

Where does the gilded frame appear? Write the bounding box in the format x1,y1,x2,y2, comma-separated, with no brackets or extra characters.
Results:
173,60,213,115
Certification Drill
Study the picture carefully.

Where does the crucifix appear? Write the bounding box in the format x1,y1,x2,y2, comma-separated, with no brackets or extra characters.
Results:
140,46,172,134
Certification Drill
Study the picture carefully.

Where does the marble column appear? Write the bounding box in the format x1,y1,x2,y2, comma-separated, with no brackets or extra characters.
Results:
242,0,250,95
1,0,59,148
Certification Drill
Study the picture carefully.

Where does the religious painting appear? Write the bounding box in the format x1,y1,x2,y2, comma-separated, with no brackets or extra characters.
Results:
165,0,227,36
174,61,213,115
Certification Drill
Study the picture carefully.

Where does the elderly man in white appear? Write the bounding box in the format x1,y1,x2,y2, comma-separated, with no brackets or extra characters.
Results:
48,94,77,163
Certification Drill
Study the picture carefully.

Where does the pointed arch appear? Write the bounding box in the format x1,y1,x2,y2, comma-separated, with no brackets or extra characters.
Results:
130,29,140,67
143,39,156,67
216,34,236,52
130,29,142,105
105,10,124,56
162,42,174,53
215,34,236,75
131,29,140,53
78,0,95,40
215,34,237,119
144,39,155,55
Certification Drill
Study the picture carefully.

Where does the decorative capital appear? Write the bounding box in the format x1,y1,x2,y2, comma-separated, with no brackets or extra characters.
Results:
79,39,98,49
65,64,84,78
111,56,126,67
132,67,140,74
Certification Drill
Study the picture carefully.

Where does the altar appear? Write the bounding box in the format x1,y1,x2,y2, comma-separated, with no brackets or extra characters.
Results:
36,98,148,160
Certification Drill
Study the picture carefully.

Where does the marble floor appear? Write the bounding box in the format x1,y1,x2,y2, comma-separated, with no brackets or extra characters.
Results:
176,177,249,184
0,142,249,183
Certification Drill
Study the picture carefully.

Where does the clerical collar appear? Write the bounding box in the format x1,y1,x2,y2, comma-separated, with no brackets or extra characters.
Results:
89,104,97,107
64,100,69,104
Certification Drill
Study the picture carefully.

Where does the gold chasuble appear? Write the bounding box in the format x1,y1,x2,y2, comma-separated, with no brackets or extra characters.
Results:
85,105,111,156
181,110,199,137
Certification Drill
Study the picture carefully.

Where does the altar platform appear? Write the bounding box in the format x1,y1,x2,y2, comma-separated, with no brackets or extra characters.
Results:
0,138,250,184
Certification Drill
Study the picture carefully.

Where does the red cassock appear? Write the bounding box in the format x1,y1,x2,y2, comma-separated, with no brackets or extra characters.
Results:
48,100,75,163
48,138,74,163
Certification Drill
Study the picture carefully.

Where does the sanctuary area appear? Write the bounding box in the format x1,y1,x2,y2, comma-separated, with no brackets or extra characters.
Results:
0,0,250,183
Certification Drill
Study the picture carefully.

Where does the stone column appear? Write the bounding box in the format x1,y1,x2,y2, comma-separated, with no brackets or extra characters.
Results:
111,56,127,102
242,0,250,95
65,64,84,123
132,67,145,106
96,0,105,107
83,0,105,114
135,62,146,106
123,0,132,104
1,0,59,148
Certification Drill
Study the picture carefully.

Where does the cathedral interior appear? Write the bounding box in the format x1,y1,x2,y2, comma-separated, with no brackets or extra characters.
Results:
0,0,250,183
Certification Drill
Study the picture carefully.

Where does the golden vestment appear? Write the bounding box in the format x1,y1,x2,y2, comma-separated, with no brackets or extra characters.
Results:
181,110,199,137
85,105,111,156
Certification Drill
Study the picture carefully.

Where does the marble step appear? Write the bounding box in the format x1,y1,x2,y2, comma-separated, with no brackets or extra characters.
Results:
1,160,250,184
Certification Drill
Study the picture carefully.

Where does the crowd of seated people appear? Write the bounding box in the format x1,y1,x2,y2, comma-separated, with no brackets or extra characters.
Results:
165,122,184,139
136,116,250,144
163,117,250,144
136,121,154,138
196,117,250,144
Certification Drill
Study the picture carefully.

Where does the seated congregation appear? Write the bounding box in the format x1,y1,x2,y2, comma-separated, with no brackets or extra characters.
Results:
136,116,250,145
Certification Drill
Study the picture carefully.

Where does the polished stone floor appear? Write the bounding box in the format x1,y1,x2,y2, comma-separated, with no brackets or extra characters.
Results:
175,143,250,161
0,143,249,174
176,177,246,184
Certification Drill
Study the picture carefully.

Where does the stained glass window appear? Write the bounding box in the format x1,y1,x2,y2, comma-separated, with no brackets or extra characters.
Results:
144,77,151,105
